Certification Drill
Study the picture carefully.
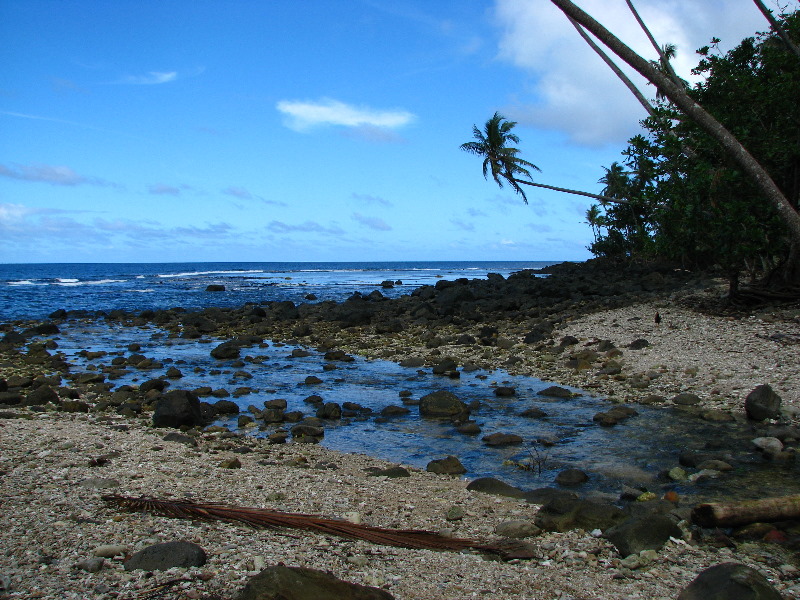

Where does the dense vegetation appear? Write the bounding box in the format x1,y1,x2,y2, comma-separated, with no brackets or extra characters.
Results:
588,9,799,294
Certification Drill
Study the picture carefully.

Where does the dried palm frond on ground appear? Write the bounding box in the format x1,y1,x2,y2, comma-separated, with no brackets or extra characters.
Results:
102,495,520,558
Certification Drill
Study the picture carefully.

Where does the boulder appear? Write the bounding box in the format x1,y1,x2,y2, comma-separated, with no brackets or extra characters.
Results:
466,477,525,498
535,497,625,533
744,385,782,421
426,455,466,475
152,390,203,428
604,513,682,556
482,432,523,446
24,385,59,406
537,386,573,398
234,565,394,600
677,562,783,600
211,341,240,360
555,468,589,486
124,541,206,571
419,391,468,418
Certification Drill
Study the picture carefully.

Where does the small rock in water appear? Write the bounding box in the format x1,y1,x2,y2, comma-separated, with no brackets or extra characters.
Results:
555,468,589,486
426,455,466,475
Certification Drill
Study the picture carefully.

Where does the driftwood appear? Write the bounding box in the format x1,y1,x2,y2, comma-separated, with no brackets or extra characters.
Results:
102,495,524,558
692,494,800,528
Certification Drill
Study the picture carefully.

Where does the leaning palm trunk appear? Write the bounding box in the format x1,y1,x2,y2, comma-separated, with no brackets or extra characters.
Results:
515,178,628,205
753,0,800,61
102,495,514,556
692,494,800,528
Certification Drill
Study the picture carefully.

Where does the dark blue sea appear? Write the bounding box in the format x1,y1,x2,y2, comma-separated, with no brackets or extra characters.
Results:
0,261,558,322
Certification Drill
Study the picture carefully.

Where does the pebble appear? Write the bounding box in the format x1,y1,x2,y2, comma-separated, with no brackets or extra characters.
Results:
93,544,128,558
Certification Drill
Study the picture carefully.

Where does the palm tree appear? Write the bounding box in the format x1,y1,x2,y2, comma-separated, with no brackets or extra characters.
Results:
585,204,602,242
550,0,800,284
460,112,625,204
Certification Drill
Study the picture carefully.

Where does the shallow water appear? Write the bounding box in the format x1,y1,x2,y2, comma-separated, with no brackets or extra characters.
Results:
53,320,800,505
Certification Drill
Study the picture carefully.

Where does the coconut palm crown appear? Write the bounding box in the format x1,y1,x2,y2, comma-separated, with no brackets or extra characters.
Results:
460,112,540,204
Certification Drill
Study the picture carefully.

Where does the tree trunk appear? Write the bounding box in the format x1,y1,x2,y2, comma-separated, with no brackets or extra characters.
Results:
625,0,682,85
549,0,800,284
514,178,630,204
692,494,800,528
753,0,800,61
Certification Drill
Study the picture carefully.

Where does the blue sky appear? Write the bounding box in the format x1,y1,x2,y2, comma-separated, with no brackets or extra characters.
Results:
0,0,782,263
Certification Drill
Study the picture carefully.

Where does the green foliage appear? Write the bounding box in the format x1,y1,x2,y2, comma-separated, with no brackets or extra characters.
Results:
460,112,541,204
590,10,800,283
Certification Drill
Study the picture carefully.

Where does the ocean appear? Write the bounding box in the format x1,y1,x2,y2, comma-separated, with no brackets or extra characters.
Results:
0,261,559,322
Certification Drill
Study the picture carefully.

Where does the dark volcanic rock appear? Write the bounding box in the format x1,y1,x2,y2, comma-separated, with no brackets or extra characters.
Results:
677,562,783,600
744,384,782,421
419,390,468,418
426,455,467,475
605,514,682,556
152,390,204,428
211,341,240,360
124,541,207,571
555,468,589,486
537,386,573,398
482,432,523,446
234,565,394,600
466,477,525,498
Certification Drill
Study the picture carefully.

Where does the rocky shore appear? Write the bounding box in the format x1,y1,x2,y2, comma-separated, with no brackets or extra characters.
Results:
1,260,799,599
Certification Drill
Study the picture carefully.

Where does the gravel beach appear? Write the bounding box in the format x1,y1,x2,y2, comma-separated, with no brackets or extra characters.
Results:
1,270,799,599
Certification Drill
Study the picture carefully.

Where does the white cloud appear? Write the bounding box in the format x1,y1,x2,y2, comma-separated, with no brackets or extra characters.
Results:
0,163,88,186
493,0,772,146
276,98,415,133
119,71,177,85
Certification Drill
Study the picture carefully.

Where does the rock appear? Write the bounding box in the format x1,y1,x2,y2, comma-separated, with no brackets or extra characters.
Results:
535,497,625,533
752,436,784,456
520,408,548,419
677,562,783,600
304,375,323,385
628,339,650,350
93,545,127,558
426,455,466,475
366,466,410,478
163,432,198,446
290,423,324,443
419,391,468,418
446,505,466,521
466,477,525,498
211,341,241,360
604,514,682,556
482,432,523,446
140,378,168,393
75,557,105,573
494,520,541,539
555,468,589,486
537,386,573,398
152,390,204,428
456,422,482,434
24,385,59,406
380,405,410,417
316,402,342,419
219,457,242,469
205,284,226,292
672,392,702,406
494,386,516,397
234,565,394,600
213,399,239,414
124,541,207,571
745,385,782,421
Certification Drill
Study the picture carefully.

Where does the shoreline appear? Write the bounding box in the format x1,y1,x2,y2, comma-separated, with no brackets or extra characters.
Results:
2,262,800,598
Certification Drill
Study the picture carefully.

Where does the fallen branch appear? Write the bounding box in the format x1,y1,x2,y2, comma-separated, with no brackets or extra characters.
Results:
102,495,520,558
692,494,800,528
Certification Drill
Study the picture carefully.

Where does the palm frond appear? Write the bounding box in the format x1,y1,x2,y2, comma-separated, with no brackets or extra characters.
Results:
102,494,519,558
